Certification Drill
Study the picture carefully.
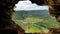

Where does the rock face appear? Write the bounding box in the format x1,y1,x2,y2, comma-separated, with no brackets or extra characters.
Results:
30,0,60,34
30,0,60,22
1,0,60,34
48,28,60,34
0,0,25,34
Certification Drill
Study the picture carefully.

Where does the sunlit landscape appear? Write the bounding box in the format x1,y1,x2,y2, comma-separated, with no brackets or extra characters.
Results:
12,10,60,33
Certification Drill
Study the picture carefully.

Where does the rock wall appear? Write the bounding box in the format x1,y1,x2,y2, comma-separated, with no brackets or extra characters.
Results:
30,0,60,34
0,0,25,34
30,0,60,22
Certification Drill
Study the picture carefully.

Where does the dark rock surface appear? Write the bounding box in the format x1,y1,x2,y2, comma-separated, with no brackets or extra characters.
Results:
0,0,25,34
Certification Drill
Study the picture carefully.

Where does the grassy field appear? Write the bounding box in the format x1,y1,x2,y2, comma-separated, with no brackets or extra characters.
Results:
12,10,60,33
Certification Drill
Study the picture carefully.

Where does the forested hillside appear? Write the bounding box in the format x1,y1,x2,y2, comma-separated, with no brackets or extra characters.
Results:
12,10,60,33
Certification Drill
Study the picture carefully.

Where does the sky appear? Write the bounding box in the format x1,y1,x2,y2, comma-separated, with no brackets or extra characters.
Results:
14,0,48,10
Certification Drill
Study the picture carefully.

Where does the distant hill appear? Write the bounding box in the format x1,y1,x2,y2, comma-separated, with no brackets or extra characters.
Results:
12,10,60,33
13,10,50,20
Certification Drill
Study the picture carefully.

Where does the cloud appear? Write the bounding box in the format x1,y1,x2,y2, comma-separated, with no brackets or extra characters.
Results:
14,1,48,10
